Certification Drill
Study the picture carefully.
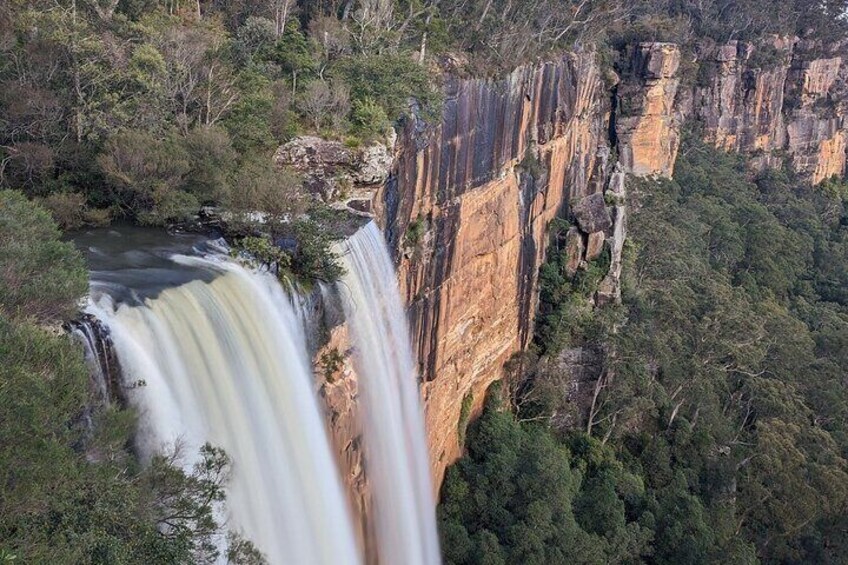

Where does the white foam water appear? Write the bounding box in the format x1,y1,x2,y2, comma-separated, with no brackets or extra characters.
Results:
337,221,441,565
86,256,360,565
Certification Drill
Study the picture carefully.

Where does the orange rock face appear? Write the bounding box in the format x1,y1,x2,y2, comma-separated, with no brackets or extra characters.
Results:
785,48,846,184
313,41,848,514
695,40,791,162
617,43,683,177
695,39,847,183
375,53,609,489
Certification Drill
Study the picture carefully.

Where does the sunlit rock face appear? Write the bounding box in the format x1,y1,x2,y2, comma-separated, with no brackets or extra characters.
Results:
784,45,847,184
348,39,848,495
693,38,848,183
375,53,611,487
694,38,793,168
616,42,683,177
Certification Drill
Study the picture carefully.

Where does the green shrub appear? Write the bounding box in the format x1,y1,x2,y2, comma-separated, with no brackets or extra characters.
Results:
747,43,787,69
181,126,238,204
350,96,390,139
320,348,345,383
404,215,426,248
38,192,112,231
232,235,293,283
0,190,87,322
289,218,345,284
457,392,474,444
97,130,190,218
139,187,200,226
518,147,545,179
334,53,441,123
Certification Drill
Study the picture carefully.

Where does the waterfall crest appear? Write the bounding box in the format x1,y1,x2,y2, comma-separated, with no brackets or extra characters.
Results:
86,256,360,565
337,221,441,565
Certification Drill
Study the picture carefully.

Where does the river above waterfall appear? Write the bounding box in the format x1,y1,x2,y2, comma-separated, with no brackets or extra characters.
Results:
71,225,221,304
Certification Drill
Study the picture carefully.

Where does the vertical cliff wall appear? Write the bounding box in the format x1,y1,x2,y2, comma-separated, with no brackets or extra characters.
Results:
693,38,848,183
375,53,611,486
616,43,683,177
304,37,848,503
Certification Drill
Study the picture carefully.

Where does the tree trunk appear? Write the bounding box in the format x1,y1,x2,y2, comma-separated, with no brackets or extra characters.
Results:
418,31,428,63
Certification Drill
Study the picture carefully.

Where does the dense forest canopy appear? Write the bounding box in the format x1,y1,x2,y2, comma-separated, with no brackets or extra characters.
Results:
440,139,848,564
1,0,847,230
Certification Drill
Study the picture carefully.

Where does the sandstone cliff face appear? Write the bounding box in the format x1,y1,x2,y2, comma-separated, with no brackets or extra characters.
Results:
784,45,847,183
303,38,848,504
379,37,848,491
694,39,792,167
693,38,847,182
616,42,683,177
375,53,610,486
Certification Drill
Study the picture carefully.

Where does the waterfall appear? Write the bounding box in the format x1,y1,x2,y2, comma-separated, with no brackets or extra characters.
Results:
337,221,441,565
86,256,360,565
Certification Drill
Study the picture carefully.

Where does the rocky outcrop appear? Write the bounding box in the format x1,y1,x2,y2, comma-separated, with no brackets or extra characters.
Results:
692,38,847,182
596,167,627,305
784,45,846,183
694,39,793,168
274,136,393,212
313,322,374,561
375,52,611,487
299,287,376,562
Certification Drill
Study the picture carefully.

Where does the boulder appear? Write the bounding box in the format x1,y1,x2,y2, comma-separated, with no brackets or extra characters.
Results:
572,193,612,234
586,231,605,261
564,227,584,276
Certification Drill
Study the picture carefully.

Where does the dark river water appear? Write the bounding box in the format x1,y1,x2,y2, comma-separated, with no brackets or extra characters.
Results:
70,225,223,305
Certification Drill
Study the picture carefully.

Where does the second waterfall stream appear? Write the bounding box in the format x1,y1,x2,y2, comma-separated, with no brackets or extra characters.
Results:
81,221,440,564
337,221,441,565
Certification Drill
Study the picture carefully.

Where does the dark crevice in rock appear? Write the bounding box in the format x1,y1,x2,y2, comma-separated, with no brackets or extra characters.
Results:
608,83,620,151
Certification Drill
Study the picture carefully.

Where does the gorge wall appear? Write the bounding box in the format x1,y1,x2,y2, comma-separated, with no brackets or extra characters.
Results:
293,37,848,502
371,37,848,489
375,53,612,486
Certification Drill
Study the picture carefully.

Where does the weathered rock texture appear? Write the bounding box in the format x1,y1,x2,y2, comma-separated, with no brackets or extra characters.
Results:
379,38,848,490
274,136,392,212
307,38,848,504
694,38,847,182
375,53,611,487
616,42,683,177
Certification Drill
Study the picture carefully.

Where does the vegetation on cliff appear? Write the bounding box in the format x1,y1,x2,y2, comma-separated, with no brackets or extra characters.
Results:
0,191,262,563
440,139,848,564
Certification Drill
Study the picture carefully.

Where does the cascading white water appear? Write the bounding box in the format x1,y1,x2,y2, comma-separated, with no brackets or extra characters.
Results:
86,256,360,565
337,221,441,565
